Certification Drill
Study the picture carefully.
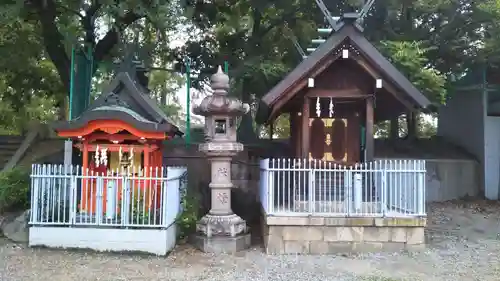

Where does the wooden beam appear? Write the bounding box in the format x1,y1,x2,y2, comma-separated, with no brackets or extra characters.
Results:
365,97,374,161
268,52,343,121
301,98,310,159
355,59,416,111
85,133,141,143
306,88,367,98
74,143,159,152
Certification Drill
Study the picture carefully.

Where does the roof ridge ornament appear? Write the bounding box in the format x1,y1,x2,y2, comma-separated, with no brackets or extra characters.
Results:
194,66,249,117
340,12,360,25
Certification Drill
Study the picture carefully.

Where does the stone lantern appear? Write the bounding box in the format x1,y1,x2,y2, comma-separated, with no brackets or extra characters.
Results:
191,66,251,253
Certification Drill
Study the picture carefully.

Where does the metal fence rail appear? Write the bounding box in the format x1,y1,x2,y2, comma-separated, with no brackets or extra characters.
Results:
259,158,426,217
29,164,187,228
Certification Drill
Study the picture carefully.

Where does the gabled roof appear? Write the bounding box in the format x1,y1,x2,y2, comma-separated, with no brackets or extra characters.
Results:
53,72,183,136
258,16,430,121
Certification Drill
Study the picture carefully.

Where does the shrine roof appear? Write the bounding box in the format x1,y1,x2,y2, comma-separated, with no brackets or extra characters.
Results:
52,71,183,137
256,13,430,123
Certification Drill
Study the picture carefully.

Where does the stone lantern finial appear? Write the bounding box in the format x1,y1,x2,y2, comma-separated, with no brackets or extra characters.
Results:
210,65,229,96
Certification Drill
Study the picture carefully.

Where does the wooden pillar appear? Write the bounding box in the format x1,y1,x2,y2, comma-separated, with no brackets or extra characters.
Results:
157,142,164,167
301,97,310,159
365,97,374,161
269,121,274,140
144,146,150,172
82,141,89,172
296,113,302,159
289,113,297,158
142,145,151,211
407,111,417,140
81,141,89,212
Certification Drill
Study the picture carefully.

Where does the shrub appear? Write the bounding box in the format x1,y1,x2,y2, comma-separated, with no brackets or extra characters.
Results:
176,193,199,240
0,166,30,214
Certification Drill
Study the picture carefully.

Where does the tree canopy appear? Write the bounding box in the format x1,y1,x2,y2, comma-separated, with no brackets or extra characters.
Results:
0,0,497,135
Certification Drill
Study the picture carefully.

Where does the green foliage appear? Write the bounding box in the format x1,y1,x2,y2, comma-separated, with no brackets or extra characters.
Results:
375,113,438,139
379,41,447,105
176,193,199,240
0,167,31,214
0,0,497,136
149,69,185,125
0,19,62,130
259,113,290,139
0,95,57,135
479,0,500,63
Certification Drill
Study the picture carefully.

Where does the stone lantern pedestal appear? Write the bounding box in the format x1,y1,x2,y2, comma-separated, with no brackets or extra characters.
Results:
190,66,251,253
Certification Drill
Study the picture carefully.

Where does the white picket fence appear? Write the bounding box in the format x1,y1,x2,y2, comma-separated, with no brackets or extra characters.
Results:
28,164,187,255
29,164,186,227
259,158,426,217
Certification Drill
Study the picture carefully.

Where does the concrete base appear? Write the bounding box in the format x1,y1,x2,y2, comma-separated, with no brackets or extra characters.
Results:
29,226,177,256
261,215,426,255
191,233,251,254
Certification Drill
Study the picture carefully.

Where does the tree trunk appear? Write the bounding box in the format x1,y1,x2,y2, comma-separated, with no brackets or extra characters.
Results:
237,77,257,142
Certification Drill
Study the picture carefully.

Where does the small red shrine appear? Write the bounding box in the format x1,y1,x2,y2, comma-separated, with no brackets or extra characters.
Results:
51,56,182,216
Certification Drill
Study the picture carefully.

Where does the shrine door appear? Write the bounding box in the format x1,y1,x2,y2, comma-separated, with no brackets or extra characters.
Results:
308,118,359,163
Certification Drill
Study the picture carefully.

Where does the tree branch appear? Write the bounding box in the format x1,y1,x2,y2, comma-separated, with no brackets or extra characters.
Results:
93,11,143,63
86,0,102,19
81,1,102,44
55,4,84,19
257,8,302,40
28,0,71,92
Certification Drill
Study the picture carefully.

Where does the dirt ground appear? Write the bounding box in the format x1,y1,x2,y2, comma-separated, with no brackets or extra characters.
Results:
1,201,500,281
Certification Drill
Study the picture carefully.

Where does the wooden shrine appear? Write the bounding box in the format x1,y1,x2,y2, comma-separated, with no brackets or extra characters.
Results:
52,56,182,215
256,13,431,164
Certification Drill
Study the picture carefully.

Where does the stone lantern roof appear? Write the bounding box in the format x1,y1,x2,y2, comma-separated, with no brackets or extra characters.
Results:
193,66,250,117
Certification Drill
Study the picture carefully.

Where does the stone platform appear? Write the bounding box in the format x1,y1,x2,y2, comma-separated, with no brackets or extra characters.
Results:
261,215,426,255
191,233,251,254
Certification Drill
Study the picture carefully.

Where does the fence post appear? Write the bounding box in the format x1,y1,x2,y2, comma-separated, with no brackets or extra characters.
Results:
308,167,315,214
418,160,426,215
121,176,129,226
69,175,77,225
268,169,275,214
259,158,269,214
353,172,362,213
164,167,187,228
381,171,387,216
96,177,104,225
346,170,353,216
30,166,38,224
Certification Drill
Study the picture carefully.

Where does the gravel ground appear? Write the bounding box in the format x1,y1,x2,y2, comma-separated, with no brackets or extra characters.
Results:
1,201,500,281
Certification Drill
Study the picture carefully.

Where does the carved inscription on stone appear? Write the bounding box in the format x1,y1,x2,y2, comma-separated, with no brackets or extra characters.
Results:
218,167,228,178
217,192,229,204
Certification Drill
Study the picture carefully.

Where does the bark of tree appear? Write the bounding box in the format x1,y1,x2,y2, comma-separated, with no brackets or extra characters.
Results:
27,0,142,120
236,6,302,141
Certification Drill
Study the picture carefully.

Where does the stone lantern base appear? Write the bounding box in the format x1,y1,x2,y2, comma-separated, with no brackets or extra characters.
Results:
191,233,251,254
191,213,251,253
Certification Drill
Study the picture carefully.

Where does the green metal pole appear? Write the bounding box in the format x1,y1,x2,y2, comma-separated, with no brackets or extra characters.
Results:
185,58,191,146
86,45,93,108
224,61,228,73
68,46,75,120
88,45,93,107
